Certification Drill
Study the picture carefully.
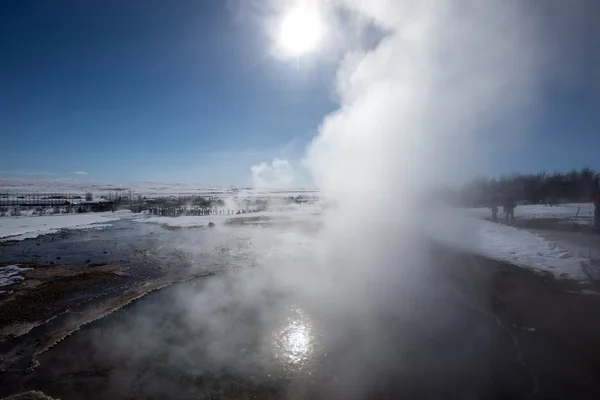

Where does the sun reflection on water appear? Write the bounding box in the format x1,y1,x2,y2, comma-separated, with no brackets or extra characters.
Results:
274,306,314,368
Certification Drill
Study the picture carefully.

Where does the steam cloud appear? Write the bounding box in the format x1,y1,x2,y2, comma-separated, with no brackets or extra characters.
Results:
303,0,542,292
251,158,296,189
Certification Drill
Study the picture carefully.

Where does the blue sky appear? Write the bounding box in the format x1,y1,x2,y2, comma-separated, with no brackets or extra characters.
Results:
1,0,599,185
1,0,337,185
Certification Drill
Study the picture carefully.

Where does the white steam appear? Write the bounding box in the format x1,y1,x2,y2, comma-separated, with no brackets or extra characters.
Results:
307,0,541,205
251,158,296,189
299,0,544,304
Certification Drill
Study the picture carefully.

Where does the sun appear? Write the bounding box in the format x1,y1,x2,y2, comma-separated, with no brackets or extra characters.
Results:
277,6,323,58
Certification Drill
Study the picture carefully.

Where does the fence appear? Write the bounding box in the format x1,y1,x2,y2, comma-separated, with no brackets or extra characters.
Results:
146,207,265,217
0,193,83,207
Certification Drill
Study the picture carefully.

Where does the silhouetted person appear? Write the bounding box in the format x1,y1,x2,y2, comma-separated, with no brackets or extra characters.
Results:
490,204,499,223
503,195,516,224
489,195,500,223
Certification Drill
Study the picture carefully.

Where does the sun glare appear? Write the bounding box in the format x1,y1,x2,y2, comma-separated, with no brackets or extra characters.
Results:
278,6,323,58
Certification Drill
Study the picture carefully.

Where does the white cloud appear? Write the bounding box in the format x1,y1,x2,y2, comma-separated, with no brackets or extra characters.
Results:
250,158,296,188
73,171,88,175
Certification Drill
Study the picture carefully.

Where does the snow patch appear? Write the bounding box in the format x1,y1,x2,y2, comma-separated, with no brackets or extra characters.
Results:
136,206,322,228
429,211,589,280
0,212,133,242
0,265,32,287
466,203,593,221
0,177,318,198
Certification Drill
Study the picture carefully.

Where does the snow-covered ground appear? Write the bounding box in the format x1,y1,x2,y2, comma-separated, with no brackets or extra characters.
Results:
0,192,595,281
141,213,321,228
451,203,597,280
138,204,323,228
0,177,317,198
429,214,589,280
466,203,594,222
0,211,133,241
141,205,591,281
0,202,323,241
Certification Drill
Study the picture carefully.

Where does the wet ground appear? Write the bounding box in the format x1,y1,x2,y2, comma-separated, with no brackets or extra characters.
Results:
0,264,127,338
0,221,255,371
1,220,203,268
1,222,600,399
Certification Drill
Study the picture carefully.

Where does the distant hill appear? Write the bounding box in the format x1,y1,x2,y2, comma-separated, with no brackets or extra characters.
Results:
0,178,318,198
